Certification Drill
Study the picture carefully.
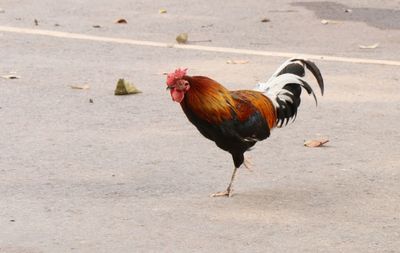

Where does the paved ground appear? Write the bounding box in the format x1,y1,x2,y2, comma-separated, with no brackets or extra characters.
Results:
1,1,400,252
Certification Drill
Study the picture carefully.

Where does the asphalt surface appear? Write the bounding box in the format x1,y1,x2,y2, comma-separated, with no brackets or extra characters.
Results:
1,1,400,252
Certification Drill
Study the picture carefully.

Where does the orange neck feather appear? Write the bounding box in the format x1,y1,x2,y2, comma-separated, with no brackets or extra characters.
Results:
182,76,234,124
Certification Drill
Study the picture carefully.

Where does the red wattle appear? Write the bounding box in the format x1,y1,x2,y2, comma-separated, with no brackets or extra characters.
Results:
170,90,185,103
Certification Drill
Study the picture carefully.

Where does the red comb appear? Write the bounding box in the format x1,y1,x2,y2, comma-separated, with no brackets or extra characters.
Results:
167,68,188,85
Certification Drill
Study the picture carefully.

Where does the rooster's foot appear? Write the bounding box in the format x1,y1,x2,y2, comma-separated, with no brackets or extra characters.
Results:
243,156,253,171
210,189,233,198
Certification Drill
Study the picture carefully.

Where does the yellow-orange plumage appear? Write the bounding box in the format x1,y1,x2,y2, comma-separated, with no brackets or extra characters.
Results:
182,76,235,124
183,76,276,131
230,90,276,130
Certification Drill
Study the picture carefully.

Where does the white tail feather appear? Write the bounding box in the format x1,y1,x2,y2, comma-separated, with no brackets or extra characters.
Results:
255,73,312,108
253,58,323,127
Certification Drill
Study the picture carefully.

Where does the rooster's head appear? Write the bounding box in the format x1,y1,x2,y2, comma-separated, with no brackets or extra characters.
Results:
166,68,190,103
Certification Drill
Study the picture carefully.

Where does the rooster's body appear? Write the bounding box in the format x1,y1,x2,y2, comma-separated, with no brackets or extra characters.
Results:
166,58,324,197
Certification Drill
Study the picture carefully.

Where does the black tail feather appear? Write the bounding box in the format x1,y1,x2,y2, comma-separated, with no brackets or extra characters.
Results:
293,58,324,96
276,83,302,127
277,62,305,77
263,58,324,127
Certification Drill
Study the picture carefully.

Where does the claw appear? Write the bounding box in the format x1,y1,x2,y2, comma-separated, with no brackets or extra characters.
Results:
211,167,238,198
210,189,233,197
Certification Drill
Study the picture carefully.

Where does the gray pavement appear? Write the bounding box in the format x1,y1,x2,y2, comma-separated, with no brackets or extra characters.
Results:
1,1,400,252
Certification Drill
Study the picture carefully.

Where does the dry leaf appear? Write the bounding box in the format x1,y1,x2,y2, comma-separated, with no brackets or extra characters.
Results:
34,19,38,26
159,9,167,14
70,84,90,90
92,25,101,28
359,43,379,49
176,33,188,44
89,98,94,103
344,9,352,13
226,60,249,64
304,139,329,147
1,74,20,79
321,19,341,25
114,79,141,95
115,18,127,24
261,18,270,23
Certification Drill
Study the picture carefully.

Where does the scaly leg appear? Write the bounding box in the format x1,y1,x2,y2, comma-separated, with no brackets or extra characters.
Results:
210,167,238,197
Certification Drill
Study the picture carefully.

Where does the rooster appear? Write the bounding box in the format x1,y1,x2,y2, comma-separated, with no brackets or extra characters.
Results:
166,58,324,197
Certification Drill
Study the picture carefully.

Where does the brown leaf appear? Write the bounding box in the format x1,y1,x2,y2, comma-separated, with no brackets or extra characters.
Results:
1,74,20,79
304,139,329,147
176,33,188,44
261,18,270,23
226,59,249,64
34,19,38,26
92,25,101,28
115,18,127,24
114,79,141,95
159,9,167,14
70,84,90,90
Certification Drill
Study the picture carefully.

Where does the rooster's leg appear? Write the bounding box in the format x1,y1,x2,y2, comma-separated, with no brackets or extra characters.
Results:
243,155,253,171
210,167,238,197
